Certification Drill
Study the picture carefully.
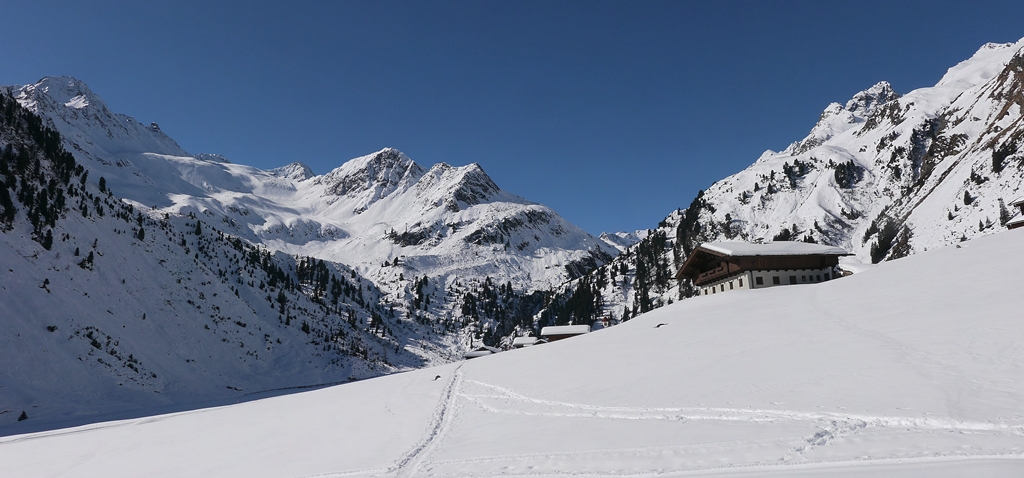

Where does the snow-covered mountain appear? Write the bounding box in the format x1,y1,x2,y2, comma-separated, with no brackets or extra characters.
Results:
4,228,1022,476
541,38,1024,327
8,76,614,294
0,91,475,430
598,229,648,252
679,39,1024,260
5,35,1024,433
0,77,619,429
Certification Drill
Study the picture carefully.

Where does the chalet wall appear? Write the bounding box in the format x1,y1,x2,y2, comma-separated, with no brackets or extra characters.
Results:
699,266,838,296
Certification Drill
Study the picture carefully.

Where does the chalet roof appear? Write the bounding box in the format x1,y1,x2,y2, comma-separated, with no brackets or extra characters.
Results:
701,241,849,257
1009,197,1024,207
540,325,591,336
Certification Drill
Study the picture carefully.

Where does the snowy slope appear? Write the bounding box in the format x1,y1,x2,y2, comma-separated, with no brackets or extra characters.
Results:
2,228,1021,477
0,93,463,431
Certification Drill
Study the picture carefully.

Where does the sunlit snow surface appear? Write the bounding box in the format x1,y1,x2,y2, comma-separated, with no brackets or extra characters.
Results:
3,230,1022,477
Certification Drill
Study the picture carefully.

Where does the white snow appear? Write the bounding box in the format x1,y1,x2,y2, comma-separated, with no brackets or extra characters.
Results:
701,241,849,256
3,229,1021,477
539,324,592,336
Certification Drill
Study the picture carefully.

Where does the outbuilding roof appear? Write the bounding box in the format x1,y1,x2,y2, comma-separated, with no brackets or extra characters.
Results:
701,241,849,257
512,336,539,346
540,325,591,336
463,345,501,359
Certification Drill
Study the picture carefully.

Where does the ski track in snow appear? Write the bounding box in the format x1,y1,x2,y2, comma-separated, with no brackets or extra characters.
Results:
398,379,1023,477
300,364,466,478
299,374,1024,477
460,380,1023,434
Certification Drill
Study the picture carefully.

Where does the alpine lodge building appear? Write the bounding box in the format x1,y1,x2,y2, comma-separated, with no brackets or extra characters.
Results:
675,241,850,296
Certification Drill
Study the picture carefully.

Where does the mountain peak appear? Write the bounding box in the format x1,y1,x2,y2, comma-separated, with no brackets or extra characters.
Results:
317,147,425,198
844,81,899,114
31,75,94,97
785,81,901,155
14,76,103,114
269,161,315,181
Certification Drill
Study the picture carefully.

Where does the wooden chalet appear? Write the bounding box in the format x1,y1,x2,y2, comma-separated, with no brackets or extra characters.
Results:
540,325,591,342
1008,198,1024,230
675,241,849,296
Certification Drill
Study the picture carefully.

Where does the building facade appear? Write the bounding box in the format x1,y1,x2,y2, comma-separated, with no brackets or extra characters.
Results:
1008,198,1024,230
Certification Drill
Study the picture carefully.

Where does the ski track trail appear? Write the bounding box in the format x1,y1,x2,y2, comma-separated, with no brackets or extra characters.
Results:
303,376,1024,477
461,380,1023,433
299,363,466,478
413,379,1024,476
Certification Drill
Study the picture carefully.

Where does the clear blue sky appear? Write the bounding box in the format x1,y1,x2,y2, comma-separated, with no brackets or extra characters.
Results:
3,1,1023,235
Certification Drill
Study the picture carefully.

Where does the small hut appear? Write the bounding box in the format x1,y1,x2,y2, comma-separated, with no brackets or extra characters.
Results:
512,336,543,348
463,345,501,359
540,325,591,342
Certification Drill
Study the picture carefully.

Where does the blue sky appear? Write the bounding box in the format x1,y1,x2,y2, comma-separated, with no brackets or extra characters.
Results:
3,1,1024,235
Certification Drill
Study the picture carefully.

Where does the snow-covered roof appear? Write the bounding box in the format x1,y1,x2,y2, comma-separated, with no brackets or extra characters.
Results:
541,325,591,336
464,346,501,359
700,241,849,257
512,336,539,346
1009,197,1024,207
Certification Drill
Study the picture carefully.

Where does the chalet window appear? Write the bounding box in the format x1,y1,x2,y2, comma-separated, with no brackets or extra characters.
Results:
789,275,797,284
816,274,821,281
755,277,763,285
801,275,806,282
738,278,743,287
772,276,780,285
824,273,830,280
729,282,734,290
721,284,725,292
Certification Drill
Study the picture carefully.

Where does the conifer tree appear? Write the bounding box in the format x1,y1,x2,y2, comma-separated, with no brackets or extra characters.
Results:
999,198,1011,226
41,229,53,250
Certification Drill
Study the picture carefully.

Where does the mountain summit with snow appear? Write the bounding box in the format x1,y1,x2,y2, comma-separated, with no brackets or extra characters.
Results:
684,39,1024,260
7,77,614,291
0,76,615,430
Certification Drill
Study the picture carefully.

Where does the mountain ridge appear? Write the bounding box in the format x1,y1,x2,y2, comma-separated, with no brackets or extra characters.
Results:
536,37,1024,327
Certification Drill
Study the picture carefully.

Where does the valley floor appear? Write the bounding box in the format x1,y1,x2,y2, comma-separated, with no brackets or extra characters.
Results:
2,230,1023,477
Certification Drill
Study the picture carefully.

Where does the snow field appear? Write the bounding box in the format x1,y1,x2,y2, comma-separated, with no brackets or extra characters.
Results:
2,229,1022,477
